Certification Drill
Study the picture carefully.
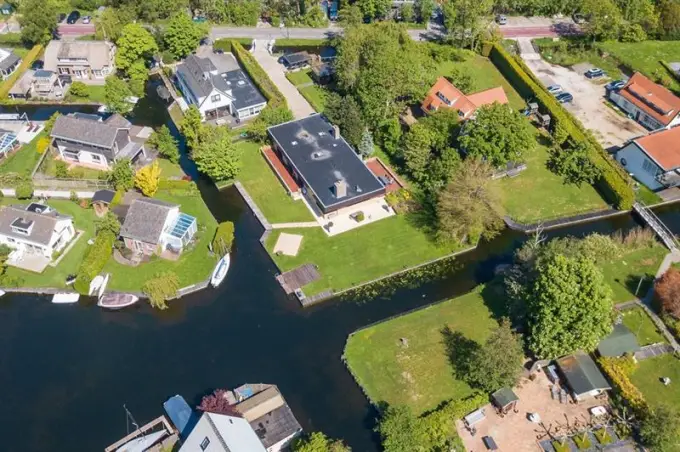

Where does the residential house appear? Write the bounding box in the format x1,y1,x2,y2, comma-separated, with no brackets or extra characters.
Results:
421,77,509,120
609,72,680,130
0,48,20,79
280,52,312,70
0,203,75,259
43,40,115,81
616,125,680,191
50,113,147,169
119,198,197,257
267,114,386,218
179,384,302,452
556,351,611,402
175,54,267,121
8,69,67,99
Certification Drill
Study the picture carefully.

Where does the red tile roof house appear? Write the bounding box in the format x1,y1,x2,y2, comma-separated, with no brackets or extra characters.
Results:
421,77,509,119
609,72,680,130
615,125,680,191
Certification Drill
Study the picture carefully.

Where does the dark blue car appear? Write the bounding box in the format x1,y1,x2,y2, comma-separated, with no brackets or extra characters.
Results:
556,92,574,103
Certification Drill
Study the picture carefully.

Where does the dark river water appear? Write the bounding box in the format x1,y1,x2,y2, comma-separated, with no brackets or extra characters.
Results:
2,90,680,451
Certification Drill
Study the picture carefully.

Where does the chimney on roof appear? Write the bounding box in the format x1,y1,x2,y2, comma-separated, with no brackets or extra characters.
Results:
334,180,347,198
332,124,340,140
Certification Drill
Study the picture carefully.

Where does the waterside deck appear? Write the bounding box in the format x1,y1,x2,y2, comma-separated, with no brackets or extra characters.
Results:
104,415,177,452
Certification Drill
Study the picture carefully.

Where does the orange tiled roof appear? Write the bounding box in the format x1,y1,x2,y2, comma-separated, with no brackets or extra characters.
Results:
421,77,508,119
620,72,680,126
467,86,509,109
635,126,680,170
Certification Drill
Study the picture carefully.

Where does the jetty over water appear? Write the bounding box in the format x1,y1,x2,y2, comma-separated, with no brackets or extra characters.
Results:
632,202,679,252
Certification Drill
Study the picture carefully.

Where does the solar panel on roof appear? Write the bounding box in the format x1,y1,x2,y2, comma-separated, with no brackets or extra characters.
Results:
0,132,17,154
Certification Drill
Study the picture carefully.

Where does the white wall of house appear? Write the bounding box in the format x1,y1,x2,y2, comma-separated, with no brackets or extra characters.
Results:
610,91,680,130
0,218,75,258
180,413,266,452
235,102,267,120
56,144,111,169
616,142,668,191
157,207,180,249
176,72,233,120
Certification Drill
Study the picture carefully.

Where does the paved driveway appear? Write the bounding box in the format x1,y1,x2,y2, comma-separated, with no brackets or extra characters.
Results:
517,38,645,149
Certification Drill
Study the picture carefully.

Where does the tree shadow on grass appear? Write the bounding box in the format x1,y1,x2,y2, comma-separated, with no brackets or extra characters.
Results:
623,273,656,300
441,325,480,380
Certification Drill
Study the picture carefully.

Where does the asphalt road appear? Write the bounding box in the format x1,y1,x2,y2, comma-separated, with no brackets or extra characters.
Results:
58,23,96,36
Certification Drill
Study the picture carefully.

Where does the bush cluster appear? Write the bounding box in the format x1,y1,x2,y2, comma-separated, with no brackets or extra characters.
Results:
598,355,647,413
212,38,252,53
230,40,287,108
142,271,180,310
485,43,635,209
73,231,115,295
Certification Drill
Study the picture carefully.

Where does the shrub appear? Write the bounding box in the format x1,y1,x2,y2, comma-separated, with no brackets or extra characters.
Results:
36,137,50,154
69,190,79,203
655,267,680,319
485,43,634,209
134,160,161,197
273,38,329,53
231,40,287,108
212,221,235,256
73,231,115,295
110,190,123,206
612,227,656,250
212,38,252,52
143,271,180,310
15,181,33,199
355,211,365,222
55,160,69,178
69,81,89,97
598,356,647,413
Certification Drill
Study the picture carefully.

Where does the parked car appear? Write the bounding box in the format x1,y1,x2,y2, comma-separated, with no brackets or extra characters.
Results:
66,10,80,24
606,80,626,90
193,16,207,23
495,14,507,25
31,60,44,70
547,84,563,95
82,15,91,24
556,92,574,103
585,68,605,79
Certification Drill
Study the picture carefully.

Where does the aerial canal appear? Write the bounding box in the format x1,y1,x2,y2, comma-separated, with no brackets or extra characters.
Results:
2,83,680,451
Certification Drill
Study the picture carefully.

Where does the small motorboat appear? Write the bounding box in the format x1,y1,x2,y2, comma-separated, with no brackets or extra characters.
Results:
52,293,80,304
210,254,231,288
115,430,167,452
98,293,139,310
0,289,5,297
89,275,105,296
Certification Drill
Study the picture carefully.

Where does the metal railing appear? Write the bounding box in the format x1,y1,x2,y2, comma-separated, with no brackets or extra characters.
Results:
633,201,680,252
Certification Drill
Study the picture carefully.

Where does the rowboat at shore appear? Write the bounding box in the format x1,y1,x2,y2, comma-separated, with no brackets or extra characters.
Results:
210,254,231,288
52,293,80,304
98,293,139,310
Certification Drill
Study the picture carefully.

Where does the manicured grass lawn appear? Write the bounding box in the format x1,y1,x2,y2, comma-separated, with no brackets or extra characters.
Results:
299,85,327,112
496,132,607,223
267,214,463,296
235,140,313,223
534,39,624,81
599,245,667,303
285,69,313,86
39,152,108,179
597,40,680,91
621,306,666,346
436,53,526,111
84,85,106,104
343,285,501,414
157,158,185,179
630,354,680,409
0,132,46,177
4,199,98,287
103,191,219,291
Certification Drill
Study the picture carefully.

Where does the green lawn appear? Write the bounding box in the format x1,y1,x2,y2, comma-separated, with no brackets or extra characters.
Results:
39,152,108,179
597,40,680,91
235,140,313,223
285,69,313,86
621,306,666,346
599,245,667,303
299,85,327,112
0,132,45,177
103,190,219,291
630,354,680,409
436,53,526,111
344,285,501,414
157,158,185,179
496,132,608,223
267,215,462,296
84,85,106,104
534,38,624,80
4,199,98,287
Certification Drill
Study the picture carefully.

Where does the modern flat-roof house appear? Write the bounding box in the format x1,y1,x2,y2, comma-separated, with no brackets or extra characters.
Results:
422,77,509,120
50,113,147,169
44,40,115,81
0,203,75,260
0,48,20,79
175,54,267,122
267,114,386,218
179,383,302,452
280,52,313,70
609,72,680,130
120,198,197,257
556,351,611,401
616,125,680,191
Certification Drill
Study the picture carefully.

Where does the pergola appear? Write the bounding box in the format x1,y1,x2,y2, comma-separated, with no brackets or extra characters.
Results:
491,387,519,415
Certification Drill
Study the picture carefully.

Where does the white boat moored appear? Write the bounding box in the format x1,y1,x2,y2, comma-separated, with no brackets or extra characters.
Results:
52,293,80,304
210,254,231,288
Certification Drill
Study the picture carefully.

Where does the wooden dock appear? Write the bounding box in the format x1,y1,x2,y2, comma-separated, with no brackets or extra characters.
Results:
104,415,176,452
276,264,321,295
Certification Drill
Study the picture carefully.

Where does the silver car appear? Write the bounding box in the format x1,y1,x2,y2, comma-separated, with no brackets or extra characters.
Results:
547,84,563,95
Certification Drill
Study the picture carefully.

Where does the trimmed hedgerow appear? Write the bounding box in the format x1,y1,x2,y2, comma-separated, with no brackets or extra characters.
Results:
230,40,287,109
598,355,647,414
485,42,635,210
273,38,330,53
73,231,115,295
212,38,253,53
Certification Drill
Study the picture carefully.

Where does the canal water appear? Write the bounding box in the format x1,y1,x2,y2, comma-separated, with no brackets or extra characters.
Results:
1,86,679,451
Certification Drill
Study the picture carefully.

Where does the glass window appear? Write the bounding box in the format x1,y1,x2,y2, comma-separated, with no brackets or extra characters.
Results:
200,437,210,450
620,158,627,166
211,94,221,102
91,154,101,162
643,159,658,175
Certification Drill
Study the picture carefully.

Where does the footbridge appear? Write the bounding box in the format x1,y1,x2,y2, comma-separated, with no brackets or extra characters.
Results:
632,202,679,252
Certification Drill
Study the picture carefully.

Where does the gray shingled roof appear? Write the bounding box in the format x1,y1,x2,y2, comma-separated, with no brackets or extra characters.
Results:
120,198,178,244
597,323,640,357
104,113,132,129
250,404,302,449
557,351,612,397
0,205,71,246
0,51,20,73
51,115,120,148
176,55,220,99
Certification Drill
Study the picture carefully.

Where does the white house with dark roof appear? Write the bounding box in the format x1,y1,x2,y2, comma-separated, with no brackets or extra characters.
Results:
119,198,197,257
43,40,115,81
175,54,267,121
49,113,147,169
0,48,20,79
616,125,680,191
0,203,75,261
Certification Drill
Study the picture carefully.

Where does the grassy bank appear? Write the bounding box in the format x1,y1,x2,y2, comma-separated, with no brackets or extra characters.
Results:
631,354,680,409
620,306,666,346
597,40,680,91
344,285,501,414
0,132,46,177
599,245,667,303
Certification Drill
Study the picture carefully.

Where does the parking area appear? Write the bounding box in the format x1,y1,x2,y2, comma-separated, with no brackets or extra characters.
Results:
517,38,645,149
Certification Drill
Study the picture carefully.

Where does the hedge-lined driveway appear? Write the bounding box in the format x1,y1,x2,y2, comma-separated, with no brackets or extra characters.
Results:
518,38,645,150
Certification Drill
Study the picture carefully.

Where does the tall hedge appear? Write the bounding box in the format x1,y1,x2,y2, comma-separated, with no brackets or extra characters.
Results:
230,40,287,109
272,38,330,53
73,231,115,295
212,38,252,52
485,43,635,210
0,44,42,99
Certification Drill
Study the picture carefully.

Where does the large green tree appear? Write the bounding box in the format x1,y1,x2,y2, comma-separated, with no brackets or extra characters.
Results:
115,23,158,94
148,125,179,163
108,159,135,191
640,405,680,451
582,0,623,41
402,122,435,183
442,0,493,48
659,0,680,39
292,432,351,452
104,76,133,114
192,126,242,181
459,103,534,167
324,94,364,147
164,13,206,59
547,142,601,187
96,5,136,41
246,106,294,142
356,0,391,20
180,105,204,150
19,0,58,45
527,254,614,358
